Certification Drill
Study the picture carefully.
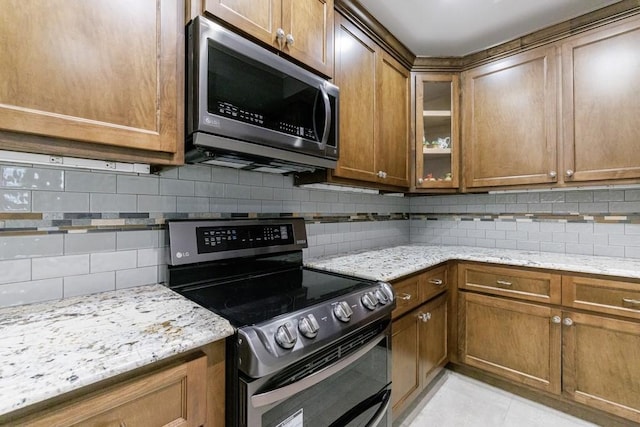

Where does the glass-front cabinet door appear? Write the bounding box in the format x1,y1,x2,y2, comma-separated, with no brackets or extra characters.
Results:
415,74,459,190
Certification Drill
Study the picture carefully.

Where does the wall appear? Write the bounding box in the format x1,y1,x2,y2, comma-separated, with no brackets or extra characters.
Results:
3,159,640,309
0,162,409,308
410,189,640,258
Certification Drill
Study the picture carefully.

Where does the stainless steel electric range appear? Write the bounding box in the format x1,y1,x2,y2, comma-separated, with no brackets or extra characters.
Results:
166,218,394,427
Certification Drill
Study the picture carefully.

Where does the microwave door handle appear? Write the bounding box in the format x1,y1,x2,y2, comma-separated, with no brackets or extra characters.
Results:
319,84,331,146
251,332,386,408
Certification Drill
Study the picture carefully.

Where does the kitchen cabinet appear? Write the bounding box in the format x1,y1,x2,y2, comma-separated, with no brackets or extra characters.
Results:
462,14,640,191
459,291,562,394
457,262,640,424
461,45,559,189
561,15,640,183
562,310,640,423
391,266,448,419
5,340,226,427
414,73,460,191
12,354,208,427
331,15,410,188
0,0,184,165
200,0,334,77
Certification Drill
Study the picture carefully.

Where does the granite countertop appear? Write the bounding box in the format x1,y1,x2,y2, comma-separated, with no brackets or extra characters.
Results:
305,244,640,282
0,284,234,418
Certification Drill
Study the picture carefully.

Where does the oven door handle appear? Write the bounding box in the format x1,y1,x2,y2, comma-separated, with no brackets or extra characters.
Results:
251,332,386,408
328,386,391,427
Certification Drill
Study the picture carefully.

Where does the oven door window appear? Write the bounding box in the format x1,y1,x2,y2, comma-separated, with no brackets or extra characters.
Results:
258,340,390,427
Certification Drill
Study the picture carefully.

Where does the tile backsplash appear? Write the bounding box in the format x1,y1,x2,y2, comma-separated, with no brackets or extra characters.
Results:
1,159,639,308
0,162,410,307
410,190,640,258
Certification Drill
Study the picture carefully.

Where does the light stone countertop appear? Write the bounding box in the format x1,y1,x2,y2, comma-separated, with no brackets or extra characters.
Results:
305,245,640,282
0,284,234,418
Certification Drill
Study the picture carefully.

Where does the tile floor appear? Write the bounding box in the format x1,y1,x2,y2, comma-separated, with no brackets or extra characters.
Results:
395,371,598,427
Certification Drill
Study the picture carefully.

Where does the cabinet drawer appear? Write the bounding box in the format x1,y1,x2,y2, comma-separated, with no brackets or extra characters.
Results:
459,263,561,304
420,265,448,302
563,275,640,320
392,274,421,318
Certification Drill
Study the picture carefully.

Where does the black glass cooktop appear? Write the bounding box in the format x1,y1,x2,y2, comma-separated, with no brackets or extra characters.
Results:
177,267,375,327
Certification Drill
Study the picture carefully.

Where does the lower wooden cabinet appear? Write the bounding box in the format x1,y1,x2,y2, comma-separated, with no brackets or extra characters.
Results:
459,292,561,394
457,263,640,425
11,353,209,427
563,310,640,423
392,292,448,418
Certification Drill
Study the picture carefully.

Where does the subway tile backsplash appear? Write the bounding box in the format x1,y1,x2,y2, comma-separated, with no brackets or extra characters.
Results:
1,159,640,308
0,162,410,307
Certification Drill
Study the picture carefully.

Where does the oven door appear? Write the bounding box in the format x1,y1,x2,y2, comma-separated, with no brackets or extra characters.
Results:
240,324,392,427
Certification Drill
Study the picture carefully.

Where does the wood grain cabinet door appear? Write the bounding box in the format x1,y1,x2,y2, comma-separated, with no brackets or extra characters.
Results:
459,292,562,394
391,309,420,414
562,311,640,423
561,16,640,183
462,45,559,188
376,51,410,188
419,293,448,386
333,15,379,182
204,0,282,47
0,0,183,163
281,0,334,77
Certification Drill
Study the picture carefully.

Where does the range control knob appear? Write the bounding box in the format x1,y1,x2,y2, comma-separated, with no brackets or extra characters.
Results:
298,314,320,339
274,321,297,349
361,292,379,310
375,283,394,305
333,301,353,322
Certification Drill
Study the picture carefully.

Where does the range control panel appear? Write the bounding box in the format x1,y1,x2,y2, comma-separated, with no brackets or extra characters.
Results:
196,224,293,253
167,218,307,266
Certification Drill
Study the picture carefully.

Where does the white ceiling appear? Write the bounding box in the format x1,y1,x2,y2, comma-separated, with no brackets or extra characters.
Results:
356,0,622,57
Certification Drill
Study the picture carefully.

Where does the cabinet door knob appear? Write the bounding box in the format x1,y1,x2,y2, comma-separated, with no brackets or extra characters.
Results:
418,312,431,323
551,315,561,324
565,169,574,178
429,279,444,286
548,171,557,178
286,33,295,46
563,317,574,326
276,28,285,49
398,293,412,301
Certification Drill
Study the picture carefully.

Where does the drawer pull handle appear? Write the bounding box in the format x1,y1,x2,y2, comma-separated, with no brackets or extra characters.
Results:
622,298,640,308
496,280,512,287
398,293,412,301
429,279,444,286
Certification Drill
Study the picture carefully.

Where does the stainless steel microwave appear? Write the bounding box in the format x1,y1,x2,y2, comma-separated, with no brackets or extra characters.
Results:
186,16,339,173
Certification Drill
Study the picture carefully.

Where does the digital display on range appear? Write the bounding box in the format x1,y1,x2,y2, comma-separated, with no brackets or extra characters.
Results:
196,224,294,253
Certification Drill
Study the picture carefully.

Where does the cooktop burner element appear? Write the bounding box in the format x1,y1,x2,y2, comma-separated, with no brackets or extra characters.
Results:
166,218,395,378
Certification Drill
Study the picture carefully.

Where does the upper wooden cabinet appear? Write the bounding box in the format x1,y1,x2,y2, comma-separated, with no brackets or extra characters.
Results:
461,14,640,191
201,0,334,77
462,45,559,189
414,73,460,191
332,15,410,188
0,0,184,165
561,16,640,183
